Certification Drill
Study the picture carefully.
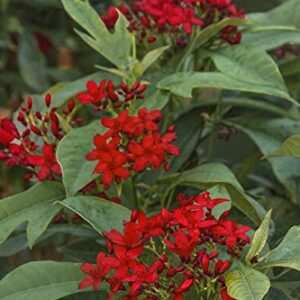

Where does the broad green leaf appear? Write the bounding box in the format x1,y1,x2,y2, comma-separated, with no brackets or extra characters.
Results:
139,45,170,75
159,163,262,224
259,226,300,271
158,72,296,105
0,261,96,300
62,0,131,68
0,224,96,257
57,121,105,197
0,182,65,247
60,196,131,233
31,71,117,112
227,116,300,204
270,134,300,158
18,30,50,92
225,262,270,300
204,45,288,97
246,210,272,264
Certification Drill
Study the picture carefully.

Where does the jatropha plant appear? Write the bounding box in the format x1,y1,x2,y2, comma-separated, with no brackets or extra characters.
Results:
0,0,300,300
79,192,251,300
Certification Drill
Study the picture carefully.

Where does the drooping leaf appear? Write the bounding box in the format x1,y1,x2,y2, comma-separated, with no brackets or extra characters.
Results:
0,261,98,300
57,121,105,197
60,196,131,233
0,182,65,247
270,134,300,158
227,116,300,204
259,226,300,271
225,262,270,300
246,210,272,264
62,0,131,68
18,30,50,92
158,72,296,105
0,224,96,257
159,163,263,224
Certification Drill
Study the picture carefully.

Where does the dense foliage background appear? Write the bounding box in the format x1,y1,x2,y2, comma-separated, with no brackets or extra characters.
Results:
0,0,300,299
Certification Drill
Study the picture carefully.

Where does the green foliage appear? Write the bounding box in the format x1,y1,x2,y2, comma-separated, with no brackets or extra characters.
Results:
225,262,270,300
0,261,94,300
259,226,300,271
59,196,131,233
0,182,65,248
159,163,263,224
246,210,272,264
62,0,131,68
57,121,105,196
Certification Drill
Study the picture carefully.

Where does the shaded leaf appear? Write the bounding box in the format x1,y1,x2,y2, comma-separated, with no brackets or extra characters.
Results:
159,163,263,224
271,134,300,158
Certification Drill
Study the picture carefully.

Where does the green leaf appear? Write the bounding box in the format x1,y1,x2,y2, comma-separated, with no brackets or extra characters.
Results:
0,261,95,300
159,163,263,224
0,224,96,257
60,196,131,233
169,106,203,172
140,45,170,75
227,116,300,204
204,45,288,99
158,72,296,106
246,210,272,264
0,182,65,247
18,30,50,92
57,121,105,197
62,0,131,68
259,226,300,271
225,262,270,300
242,30,300,51
270,134,300,158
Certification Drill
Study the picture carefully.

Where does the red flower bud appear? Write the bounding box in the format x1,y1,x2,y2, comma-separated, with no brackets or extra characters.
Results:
30,125,41,136
27,97,33,110
45,93,52,107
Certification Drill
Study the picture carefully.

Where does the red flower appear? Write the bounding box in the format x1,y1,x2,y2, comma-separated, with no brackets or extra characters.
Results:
165,229,199,262
211,220,251,248
27,143,61,181
79,252,119,290
101,6,119,30
0,118,19,147
105,223,142,248
113,246,143,278
77,80,107,105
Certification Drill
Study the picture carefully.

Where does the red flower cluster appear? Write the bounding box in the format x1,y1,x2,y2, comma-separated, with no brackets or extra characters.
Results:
79,191,252,299
100,0,244,46
86,108,180,188
77,80,147,110
0,95,75,181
